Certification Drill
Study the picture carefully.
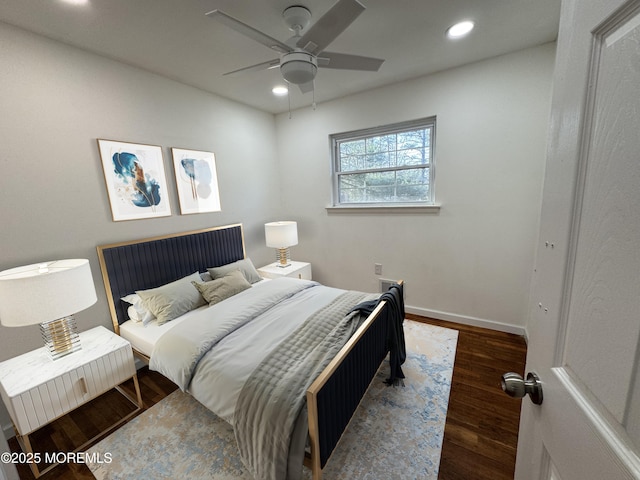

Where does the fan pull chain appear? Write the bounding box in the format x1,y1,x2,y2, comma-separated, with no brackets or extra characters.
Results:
312,84,316,110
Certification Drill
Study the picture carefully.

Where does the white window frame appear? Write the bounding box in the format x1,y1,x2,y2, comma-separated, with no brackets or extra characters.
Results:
329,117,438,212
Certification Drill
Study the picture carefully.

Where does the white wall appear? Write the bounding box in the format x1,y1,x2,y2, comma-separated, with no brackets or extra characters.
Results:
0,22,280,434
275,43,555,333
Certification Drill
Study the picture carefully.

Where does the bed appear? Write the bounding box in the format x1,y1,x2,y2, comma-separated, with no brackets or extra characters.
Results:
96,223,404,480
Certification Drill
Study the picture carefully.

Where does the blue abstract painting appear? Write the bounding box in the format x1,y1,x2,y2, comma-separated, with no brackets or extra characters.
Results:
98,140,172,221
112,151,162,208
171,148,221,214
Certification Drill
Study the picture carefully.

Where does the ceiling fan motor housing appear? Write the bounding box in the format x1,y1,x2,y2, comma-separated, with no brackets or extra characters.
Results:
280,51,318,85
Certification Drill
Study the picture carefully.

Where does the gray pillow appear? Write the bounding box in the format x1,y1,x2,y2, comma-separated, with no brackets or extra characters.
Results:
207,258,261,284
193,270,251,306
136,272,206,325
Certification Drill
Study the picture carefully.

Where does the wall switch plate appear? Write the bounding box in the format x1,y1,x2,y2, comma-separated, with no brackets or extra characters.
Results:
374,263,382,275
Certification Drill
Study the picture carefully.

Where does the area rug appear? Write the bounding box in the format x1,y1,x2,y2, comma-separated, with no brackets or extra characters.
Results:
87,320,458,480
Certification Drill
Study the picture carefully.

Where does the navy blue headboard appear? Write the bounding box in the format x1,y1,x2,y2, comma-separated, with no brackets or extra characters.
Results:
97,223,245,331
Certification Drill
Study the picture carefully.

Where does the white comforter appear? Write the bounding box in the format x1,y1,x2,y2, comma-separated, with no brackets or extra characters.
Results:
149,277,347,423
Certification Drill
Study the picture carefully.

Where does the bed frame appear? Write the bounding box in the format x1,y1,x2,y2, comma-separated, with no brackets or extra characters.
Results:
96,223,401,479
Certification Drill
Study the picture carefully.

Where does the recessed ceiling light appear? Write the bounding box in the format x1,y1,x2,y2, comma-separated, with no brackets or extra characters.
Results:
446,21,475,39
60,0,89,5
272,85,288,96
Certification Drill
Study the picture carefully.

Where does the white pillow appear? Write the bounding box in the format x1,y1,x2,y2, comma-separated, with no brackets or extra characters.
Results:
121,293,156,325
127,305,141,322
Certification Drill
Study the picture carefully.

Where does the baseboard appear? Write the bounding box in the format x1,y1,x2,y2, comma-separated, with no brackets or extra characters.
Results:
406,305,527,336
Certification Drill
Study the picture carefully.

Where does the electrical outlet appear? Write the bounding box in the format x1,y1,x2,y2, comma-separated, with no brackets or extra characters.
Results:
374,263,382,275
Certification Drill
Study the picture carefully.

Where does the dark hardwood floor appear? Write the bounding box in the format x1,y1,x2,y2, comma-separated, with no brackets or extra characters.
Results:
8,369,178,480
409,314,528,480
8,315,526,480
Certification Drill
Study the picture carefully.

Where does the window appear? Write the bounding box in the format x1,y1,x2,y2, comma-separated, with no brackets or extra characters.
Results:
331,117,436,208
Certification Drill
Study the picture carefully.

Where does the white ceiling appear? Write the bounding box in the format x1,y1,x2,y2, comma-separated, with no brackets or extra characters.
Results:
0,0,561,114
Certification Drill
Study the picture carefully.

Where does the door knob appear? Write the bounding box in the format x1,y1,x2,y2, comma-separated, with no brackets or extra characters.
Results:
501,372,543,405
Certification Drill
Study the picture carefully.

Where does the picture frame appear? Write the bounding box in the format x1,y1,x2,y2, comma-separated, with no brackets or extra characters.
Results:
97,139,172,221
171,147,221,215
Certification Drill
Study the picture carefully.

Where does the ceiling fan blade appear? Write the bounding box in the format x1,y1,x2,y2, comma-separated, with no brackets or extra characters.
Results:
295,0,365,55
206,9,292,54
318,51,384,71
298,81,314,94
223,59,281,77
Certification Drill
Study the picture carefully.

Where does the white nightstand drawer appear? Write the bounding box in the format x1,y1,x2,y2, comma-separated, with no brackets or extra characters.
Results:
0,326,136,435
9,346,133,435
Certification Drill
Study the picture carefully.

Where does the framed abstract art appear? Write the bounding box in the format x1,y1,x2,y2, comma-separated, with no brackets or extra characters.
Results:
97,139,172,221
171,147,221,215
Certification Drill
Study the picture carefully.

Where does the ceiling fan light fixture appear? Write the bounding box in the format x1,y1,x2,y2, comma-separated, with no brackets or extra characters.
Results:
280,52,318,85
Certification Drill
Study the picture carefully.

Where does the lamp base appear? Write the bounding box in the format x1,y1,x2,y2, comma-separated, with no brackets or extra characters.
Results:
40,315,82,360
275,247,291,268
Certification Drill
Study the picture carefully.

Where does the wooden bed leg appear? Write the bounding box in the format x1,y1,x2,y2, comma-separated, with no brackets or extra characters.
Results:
306,391,322,480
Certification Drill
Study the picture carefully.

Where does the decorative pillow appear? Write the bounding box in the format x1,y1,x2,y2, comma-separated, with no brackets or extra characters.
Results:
121,293,156,325
207,258,262,284
136,272,206,326
192,269,251,306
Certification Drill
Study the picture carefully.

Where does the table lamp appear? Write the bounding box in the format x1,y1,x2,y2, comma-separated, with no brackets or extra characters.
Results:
0,259,97,360
265,221,298,267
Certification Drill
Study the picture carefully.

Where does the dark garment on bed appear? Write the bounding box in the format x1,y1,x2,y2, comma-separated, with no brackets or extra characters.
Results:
351,283,406,385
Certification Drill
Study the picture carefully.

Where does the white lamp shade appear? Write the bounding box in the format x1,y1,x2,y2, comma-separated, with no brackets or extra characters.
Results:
265,221,298,248
0,259,97,327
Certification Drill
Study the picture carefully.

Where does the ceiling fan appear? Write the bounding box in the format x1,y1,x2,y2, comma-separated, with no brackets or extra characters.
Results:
206,0,384,94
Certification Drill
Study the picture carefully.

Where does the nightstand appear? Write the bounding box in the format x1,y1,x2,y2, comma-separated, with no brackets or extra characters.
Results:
257,261,312,280
0,326,142,478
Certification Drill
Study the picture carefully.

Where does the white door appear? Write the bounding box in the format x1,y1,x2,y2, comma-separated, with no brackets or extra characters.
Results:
514,0,640,479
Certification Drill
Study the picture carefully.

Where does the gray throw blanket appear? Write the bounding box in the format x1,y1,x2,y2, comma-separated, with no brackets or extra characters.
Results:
234,290,376,480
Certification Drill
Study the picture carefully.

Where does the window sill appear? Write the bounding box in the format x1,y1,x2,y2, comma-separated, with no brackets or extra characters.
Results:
326,204,441,214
